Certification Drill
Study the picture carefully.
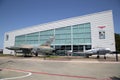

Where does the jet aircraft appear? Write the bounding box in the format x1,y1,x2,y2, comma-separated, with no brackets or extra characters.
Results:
74,47,112,59
6,36,55,56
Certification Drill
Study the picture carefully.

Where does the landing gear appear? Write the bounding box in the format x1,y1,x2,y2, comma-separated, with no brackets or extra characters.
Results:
97,55,100,59
97,54,106,59
35,52,38,57
85,55,89,58
97,51,100,59
104,55,106,59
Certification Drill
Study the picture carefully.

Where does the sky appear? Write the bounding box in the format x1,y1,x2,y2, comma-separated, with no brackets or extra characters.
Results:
0,0,120,48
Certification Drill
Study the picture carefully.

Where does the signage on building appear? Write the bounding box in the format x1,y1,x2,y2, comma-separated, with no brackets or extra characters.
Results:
98,26,106,39
98,26,106,29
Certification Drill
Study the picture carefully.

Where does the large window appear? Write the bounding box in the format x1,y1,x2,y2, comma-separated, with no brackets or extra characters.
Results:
55,26,71,45
15,22,91,52
15,35,26,46
26,32,39,45
15,32,39,46
73,23,91,45
40,29,54,45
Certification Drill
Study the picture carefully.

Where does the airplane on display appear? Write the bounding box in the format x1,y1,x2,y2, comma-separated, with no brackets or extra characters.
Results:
6,36,117,59
74,47,112,59
6,36,55,57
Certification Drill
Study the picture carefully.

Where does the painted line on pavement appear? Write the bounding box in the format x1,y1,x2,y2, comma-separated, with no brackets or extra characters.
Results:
0,68,112,80
0,68,32,80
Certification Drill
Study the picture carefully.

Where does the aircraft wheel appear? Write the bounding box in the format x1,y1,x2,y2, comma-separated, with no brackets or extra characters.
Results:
97,55,100,59
35,52,38,57
104,55,106,59
85,55,89,58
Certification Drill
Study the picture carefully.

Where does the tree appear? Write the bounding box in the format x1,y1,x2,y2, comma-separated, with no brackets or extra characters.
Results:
115,33,120,51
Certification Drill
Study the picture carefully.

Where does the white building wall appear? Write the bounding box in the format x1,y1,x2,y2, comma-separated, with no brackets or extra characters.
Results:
4,10,115,54
90,11,115,51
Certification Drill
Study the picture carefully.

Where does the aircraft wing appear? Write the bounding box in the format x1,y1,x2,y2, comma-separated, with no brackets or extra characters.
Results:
6,45,33,50
6,46,21,50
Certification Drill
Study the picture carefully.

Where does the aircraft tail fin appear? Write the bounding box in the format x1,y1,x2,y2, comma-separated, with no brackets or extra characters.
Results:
41,36,55,46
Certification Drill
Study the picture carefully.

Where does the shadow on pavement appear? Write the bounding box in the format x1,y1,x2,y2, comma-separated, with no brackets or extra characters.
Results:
110,76,120,80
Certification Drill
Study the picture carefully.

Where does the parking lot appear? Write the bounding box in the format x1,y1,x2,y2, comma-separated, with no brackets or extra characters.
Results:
0,56,120,80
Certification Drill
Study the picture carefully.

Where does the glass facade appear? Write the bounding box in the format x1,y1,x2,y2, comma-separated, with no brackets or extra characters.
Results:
26,32,39,45
40,30,54,45
15,22,91,52
15,35,26,46
73,23,91,45
55,26,71,45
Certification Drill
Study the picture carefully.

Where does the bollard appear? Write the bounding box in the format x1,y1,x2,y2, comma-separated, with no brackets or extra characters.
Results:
115,51,118,61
